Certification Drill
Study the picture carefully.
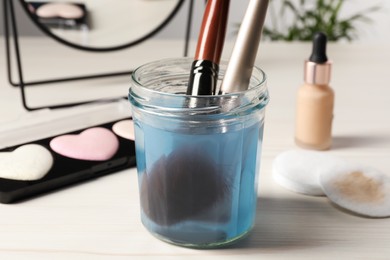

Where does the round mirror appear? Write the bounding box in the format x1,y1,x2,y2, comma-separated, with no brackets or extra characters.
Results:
20,0,184,51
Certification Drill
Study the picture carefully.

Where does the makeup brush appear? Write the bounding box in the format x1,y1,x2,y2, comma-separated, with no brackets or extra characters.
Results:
140,0,232,232
186,0,230,96
219,0,269,94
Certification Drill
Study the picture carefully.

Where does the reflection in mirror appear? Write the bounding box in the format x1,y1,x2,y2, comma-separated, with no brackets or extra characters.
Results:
21,0,184,50
4,0,189,110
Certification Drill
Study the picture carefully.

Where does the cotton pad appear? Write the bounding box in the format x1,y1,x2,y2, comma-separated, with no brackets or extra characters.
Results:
273,150,346,196
320,165,390,218
0,144,53,181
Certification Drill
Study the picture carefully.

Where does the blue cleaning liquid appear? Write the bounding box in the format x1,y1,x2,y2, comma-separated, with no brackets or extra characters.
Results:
134,118,264,246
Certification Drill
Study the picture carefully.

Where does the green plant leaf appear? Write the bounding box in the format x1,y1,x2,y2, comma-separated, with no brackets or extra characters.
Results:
261,0,381,42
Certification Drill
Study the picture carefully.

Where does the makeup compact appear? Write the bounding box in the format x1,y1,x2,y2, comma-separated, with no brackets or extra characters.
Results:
0,101,136,204
27,1,89,30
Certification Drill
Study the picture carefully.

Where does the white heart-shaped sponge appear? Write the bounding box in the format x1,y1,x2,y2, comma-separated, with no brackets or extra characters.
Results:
273,150,346,196
0,144,53,181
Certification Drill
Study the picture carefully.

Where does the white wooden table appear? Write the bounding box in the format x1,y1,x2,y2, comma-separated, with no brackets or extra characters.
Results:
1,37,390,259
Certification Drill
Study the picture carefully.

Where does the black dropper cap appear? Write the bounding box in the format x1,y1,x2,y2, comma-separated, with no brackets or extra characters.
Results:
309,32,328,64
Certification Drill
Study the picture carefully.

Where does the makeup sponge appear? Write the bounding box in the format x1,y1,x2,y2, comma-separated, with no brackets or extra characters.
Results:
273,150,346,196
0,144,53,181
112,120,135,140
50,127,119,161
320,165,390,218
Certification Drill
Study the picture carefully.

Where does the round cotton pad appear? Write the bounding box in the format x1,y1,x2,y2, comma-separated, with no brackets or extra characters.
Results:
320,165,390,218
273,150,346,196
0,144,53,181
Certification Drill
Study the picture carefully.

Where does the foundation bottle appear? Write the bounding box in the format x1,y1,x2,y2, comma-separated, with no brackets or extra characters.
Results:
295,32,334,150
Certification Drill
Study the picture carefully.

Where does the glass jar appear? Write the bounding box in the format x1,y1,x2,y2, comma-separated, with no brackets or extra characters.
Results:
129,58,269,248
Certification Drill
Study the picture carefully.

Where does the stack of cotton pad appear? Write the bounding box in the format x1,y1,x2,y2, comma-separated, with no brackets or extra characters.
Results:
273,150,390,218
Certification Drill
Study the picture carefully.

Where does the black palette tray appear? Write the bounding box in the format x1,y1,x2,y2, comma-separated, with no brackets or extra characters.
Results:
0,118,136,203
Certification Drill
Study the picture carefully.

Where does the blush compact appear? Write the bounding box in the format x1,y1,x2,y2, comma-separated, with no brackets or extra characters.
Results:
27,1,89,30
0,101,136,204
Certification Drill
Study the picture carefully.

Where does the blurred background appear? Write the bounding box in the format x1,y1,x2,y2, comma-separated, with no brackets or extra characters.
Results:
0,0,389,43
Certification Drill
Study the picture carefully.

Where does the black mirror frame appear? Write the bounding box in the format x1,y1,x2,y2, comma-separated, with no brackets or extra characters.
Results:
19,0,185,52
3,0,195,111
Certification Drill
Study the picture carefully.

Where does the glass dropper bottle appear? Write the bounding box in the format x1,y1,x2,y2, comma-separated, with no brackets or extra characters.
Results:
295,32,334,150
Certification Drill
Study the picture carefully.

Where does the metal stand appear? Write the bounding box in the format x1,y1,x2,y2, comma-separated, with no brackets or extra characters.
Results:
3,0,193,110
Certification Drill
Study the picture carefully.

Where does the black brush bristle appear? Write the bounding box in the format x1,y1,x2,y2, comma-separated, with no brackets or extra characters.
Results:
140,146,230,226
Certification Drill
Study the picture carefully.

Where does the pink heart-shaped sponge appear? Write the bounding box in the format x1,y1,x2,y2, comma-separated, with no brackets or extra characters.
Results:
50,127,119,161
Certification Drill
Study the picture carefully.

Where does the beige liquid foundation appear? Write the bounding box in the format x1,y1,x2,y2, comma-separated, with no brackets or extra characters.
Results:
295,32,334,150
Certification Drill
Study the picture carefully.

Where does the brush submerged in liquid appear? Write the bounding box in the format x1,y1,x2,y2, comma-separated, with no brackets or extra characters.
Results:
140,1,231,229
140,0,269,241
141,146,231,226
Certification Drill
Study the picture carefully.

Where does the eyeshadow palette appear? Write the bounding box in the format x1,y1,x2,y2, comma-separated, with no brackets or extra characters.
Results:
0,118,136,204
